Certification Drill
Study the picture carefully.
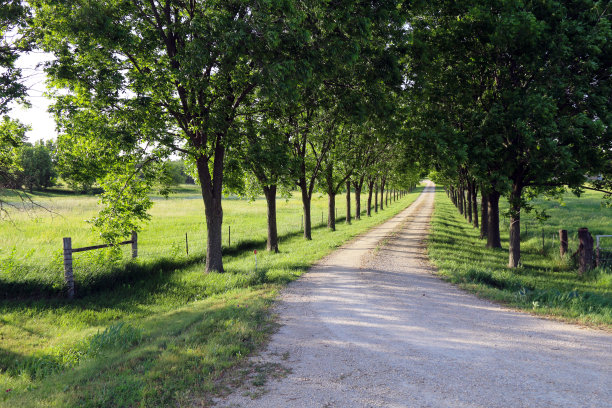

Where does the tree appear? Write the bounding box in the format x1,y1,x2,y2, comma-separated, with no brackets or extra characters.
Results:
238,109,296,252
1,0,31,213
0,0,28,115
409,0,612,267
18,139,57,190
33,0,311,272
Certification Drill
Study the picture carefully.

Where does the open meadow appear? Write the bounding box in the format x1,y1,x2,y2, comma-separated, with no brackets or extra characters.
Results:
428,187,612,327
0,185,420,407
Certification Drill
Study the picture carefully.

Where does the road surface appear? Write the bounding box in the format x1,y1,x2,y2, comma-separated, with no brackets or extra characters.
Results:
216,182,612,408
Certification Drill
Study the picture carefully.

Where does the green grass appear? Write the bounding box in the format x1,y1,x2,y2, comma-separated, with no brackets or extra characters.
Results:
428,187,612,328
0,186,420,407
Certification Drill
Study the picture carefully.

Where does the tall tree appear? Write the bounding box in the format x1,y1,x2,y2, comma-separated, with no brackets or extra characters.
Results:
409,0,612,267
32,0,309,272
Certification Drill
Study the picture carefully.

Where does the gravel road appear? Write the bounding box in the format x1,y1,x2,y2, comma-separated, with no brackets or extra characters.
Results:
215,182,612,408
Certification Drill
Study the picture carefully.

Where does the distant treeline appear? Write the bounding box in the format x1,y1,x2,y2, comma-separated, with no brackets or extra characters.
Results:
3,139,193,193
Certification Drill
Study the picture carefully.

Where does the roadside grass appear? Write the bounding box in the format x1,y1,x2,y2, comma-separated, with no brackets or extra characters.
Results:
0,186,398,296
0,187,420,407
428,187,612,328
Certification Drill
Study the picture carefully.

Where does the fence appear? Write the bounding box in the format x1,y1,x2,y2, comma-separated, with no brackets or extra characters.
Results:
596,235,612,268
0,191,414,299
63,232,137,299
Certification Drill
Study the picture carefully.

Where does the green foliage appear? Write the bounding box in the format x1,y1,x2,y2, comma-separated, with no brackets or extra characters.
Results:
90,161,156,243
17,140,57,191
409,0,612,264
0,0,29,115
158,160,193,187
0,117,27,189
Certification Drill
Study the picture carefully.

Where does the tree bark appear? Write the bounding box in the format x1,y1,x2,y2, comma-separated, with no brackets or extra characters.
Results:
298,176,312,240
326,165,336,231
458,186,464,215
346,180,351,224
559,229,568,258
367,179,374,216
463,187,468,219
385,182,388,207
380,177,385,210
471,183,478,228
466,182,473,224
353,177,363,220
263,185,279,253
480,190,488,240
374,182,379,213
196,153,225,273
487,190,501,249
508,183,523,268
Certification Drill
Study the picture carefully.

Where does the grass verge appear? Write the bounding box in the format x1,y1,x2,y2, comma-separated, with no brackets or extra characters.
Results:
428,187,612,328
1,188,421,407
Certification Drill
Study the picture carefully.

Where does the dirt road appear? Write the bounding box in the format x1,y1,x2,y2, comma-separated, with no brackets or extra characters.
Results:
216,182,612,408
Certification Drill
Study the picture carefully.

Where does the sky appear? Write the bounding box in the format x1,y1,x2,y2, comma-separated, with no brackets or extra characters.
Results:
8,51,57,143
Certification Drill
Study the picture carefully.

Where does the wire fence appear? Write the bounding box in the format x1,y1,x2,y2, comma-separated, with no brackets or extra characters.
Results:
1,191,413,298
596,235,612,268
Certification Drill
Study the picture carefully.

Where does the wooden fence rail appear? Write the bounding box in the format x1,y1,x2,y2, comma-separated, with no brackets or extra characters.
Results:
63,231,137,299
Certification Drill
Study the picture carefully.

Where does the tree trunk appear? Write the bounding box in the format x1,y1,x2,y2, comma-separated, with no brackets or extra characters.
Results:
299,178,312,240
380,178,385,210
559,229,568,258
196,154,225,273
374,183,379,212
353,178,363,220
326,165,336,231
327,192,335,231
508,183,523,268
487,190,501,249
263,185,279,253
463,188,468,219
458,187,464,215
367,179,374,216
385,183,388,207
472,183,478,228
480,190,488,240
466,183,473,224
346,180,351,224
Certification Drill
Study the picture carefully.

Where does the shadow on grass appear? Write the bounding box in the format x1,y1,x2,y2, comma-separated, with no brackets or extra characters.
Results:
430,187,612,321
0,256,203,301
0,195,411,308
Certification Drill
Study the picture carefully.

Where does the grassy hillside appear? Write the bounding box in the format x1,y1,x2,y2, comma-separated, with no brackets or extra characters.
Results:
428,187,612,327
0,186,420,407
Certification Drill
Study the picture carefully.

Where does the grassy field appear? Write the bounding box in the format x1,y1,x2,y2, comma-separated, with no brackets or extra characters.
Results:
0,185,421,407
1,186,357,296
428,187,612,327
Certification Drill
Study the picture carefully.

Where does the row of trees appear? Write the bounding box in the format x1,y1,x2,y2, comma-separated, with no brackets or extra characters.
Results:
3,0,421,273
5,1,609,273
409,0,612,268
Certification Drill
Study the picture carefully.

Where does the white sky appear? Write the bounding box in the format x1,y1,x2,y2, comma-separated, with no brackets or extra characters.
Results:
8,51,57,143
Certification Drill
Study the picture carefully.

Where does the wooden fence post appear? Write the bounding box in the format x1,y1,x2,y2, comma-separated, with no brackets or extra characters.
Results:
559,229,568,258
131,231,138,258
63,237,75,299
185,232,189,255
228,225,231,248
578,227,594,275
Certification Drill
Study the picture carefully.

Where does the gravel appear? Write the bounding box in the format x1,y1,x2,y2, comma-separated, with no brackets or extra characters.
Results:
214,182,612,408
